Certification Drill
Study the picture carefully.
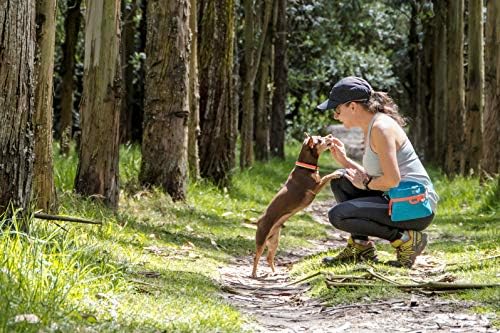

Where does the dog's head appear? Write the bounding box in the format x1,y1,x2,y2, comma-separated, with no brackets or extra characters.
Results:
298,133,332,164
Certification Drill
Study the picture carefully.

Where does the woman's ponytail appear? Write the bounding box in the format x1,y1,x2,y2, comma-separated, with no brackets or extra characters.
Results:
366,91,407,127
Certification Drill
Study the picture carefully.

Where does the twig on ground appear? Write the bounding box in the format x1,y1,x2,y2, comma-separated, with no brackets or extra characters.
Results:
286,271,371,287
366,267,402,285
52,221,69,232
285,271,323,286
325,273,372,282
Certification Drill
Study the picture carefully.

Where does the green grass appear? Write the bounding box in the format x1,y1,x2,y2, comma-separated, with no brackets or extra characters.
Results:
1,142,498,331
1,142,329,332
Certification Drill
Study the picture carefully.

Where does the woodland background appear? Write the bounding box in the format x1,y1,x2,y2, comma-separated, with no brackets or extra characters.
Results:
0,0,499,219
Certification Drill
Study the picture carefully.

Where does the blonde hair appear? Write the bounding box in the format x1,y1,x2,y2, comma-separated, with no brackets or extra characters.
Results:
364,91,407,127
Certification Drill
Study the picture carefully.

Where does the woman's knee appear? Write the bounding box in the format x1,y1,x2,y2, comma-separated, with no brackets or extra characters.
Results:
328,204,347,229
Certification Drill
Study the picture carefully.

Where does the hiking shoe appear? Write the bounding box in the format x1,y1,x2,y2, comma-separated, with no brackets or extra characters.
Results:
322,237,378,266
387,230,428,268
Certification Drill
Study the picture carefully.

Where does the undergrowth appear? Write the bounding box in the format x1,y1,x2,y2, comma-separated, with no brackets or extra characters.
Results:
1,142,498,331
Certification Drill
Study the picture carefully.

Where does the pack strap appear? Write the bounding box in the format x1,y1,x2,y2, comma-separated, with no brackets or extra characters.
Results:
388,193,427,216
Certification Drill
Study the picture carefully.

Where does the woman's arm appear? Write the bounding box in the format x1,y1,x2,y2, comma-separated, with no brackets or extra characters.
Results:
328,136,366,173
366,124,401,191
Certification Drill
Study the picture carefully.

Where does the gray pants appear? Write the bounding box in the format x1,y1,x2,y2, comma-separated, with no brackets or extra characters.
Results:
328,176,433,242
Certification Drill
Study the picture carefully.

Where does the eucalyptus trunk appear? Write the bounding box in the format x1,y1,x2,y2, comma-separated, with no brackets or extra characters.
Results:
432,0,447,166
0,1,36,219
75,0,122,209
407,2,420,147
255,10,272,162
240,0,273,169
240,0,256,169
445,0,465,176
34,0,58,213
270,0,287,159
464,0,484,174
419,13,433,160
482,0,500,175
198,0,236,186
120,0,139,144
188,0,201,181
140,0,190,201
59,0,83,155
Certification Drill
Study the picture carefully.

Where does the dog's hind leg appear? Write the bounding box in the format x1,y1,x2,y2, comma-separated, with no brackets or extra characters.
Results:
266,227,282,274
252,244,266,278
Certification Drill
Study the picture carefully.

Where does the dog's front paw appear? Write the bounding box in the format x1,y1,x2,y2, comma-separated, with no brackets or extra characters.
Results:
322,169,345,181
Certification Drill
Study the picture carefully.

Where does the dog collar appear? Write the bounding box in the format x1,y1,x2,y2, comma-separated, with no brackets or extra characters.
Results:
295,161,319,171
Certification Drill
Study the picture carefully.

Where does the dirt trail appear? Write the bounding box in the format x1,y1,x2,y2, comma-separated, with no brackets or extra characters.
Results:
219,197,498,332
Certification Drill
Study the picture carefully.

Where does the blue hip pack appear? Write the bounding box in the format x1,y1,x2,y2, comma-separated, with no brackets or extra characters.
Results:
388,181,433,222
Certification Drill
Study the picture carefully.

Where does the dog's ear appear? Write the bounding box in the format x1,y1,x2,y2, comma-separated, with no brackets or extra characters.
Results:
307,136,315,148
304,132,310,139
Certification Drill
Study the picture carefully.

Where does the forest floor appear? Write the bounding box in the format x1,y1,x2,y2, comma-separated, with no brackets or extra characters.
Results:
219,197,498,332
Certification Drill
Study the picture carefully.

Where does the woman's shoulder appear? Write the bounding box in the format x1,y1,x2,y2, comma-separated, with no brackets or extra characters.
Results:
372,114,407,145
373,114,400,134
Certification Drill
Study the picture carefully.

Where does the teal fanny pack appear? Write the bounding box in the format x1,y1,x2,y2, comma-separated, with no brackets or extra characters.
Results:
388,181,433,222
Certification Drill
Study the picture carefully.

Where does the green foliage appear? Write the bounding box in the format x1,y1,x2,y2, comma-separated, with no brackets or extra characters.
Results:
287,0,412,133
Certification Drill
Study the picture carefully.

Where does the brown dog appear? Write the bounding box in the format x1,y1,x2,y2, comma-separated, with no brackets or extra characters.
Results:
251,134,343,278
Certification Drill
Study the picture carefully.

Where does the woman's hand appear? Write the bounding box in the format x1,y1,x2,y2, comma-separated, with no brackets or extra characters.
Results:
327,136,348,165
344,168,368,190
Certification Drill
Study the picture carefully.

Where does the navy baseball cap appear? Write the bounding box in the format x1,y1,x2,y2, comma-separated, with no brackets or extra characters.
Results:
317,76,373,110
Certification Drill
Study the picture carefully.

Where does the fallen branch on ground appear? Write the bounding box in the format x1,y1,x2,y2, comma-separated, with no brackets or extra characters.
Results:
34,212,102,225
325,281,500,291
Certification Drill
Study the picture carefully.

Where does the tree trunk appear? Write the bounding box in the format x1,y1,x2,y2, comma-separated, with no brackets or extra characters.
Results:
407,2,420,146
59,0,83,155
445,0,465,176
419,12,433,161
464,0,484,174
34,0,58,213
75,0,122,209
131,0,147,143
240,0,273,169
188,0,201,181
432,0,447,167
0,1,36,219
140,0,190,201
482,0,500,175
120,0,139,144
270,0,287,159
255,5,273,162
198,0,236,186
240,0,256,169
